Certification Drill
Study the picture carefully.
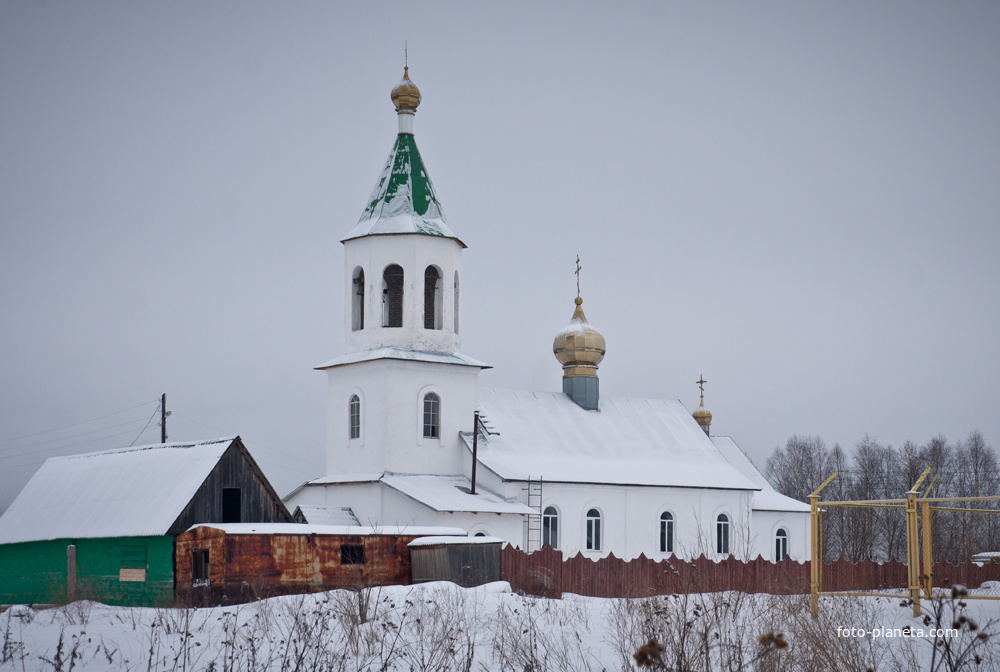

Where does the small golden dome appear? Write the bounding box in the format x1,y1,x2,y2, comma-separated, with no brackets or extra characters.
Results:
692,402,713,426
692,375,712,435
553,296,606,378
391,66,422,113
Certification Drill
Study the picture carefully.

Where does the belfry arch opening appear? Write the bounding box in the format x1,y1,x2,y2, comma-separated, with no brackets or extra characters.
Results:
352,267,365,331
424,265,442,330
382,264,404,328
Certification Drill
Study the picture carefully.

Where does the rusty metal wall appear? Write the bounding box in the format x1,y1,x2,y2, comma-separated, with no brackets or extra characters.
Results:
175,528,419,603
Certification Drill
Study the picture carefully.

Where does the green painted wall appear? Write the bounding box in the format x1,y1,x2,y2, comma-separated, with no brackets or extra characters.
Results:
0,536,174,607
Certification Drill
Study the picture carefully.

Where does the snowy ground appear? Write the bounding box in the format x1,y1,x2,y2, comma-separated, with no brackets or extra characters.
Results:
2,582,999,671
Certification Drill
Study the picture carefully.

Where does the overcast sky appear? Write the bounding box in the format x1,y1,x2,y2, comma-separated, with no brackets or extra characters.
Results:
2,2,999,514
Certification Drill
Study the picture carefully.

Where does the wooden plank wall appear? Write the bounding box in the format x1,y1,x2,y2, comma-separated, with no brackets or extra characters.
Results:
501,546,1000,599
168,442,293,536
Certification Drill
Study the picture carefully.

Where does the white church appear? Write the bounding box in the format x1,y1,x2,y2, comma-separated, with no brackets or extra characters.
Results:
284,68,810,562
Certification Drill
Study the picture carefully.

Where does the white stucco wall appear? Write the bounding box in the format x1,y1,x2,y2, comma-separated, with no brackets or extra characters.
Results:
750,509,811,562
343,234,464,355
324,358,480,477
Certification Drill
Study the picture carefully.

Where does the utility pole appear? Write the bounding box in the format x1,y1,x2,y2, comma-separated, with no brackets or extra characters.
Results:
470,411,479,495
160,393,168,443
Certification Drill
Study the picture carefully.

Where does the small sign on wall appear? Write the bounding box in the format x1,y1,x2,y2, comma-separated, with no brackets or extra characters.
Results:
120,568,147,582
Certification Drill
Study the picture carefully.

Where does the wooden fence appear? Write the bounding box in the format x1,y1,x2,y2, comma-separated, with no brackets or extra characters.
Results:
500,546,1000,599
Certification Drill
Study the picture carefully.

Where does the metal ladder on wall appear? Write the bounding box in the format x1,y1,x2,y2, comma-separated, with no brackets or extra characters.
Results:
523,477,543,552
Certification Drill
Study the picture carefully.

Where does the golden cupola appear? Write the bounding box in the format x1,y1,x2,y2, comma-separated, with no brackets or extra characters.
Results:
692,375,712,436
391,66,422,114
553,257,606,410
553,296,606,377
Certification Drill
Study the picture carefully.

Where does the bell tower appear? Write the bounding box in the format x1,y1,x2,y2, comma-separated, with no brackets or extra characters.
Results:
340,67,465,357
315,66,487,479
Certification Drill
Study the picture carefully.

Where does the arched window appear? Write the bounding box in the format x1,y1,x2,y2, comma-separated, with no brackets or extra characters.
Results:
659,512,674,554
351,267,365,331
586,508,602,551
775,528,788,561
474,531,487,537
453,272,460,334
348,394,361,440
542,506,559,549
424,266,442,330
422,393,440,439
382,264,404,327
716,514,730,555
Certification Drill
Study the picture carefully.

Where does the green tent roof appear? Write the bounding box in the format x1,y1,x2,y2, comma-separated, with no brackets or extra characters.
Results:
341,133,465,247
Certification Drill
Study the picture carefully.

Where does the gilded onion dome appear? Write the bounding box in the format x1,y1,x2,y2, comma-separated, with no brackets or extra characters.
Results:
391,66,422,113
692,376,712,435
553,296,606,378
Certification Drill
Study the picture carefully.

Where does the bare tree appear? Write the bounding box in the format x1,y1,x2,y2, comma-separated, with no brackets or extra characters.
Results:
765,435,833,502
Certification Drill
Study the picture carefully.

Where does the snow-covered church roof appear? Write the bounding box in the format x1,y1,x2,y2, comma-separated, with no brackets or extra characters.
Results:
465,389,764,491
710,436,811,513
340,132,465,247
0,437,237,545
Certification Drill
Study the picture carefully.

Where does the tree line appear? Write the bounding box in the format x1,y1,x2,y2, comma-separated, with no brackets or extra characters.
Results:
764,431,1000,563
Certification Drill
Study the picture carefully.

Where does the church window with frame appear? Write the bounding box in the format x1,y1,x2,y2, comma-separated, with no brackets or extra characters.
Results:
382,264,404,327
422,393,440,439
659,511,674,554
424,266,442,330
542,506,559,550
586,508,602,551
349,394,361,440
716,514,730,555
775,528,788,561
352,267,365,331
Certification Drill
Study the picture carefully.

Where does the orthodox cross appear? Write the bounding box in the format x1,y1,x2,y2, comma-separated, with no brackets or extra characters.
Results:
697,375,707,396
575,254,582,298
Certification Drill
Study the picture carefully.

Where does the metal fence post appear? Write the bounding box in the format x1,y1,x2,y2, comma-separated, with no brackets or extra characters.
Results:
809,472,838,619
906,490,921,616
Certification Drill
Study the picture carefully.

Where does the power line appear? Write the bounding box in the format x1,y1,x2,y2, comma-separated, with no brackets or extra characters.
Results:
0,417,152,458
0,428,153,470
129,403,162,447
0,400,159,444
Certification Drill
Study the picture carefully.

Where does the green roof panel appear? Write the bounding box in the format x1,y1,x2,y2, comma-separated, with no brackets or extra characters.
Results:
341,134,465,247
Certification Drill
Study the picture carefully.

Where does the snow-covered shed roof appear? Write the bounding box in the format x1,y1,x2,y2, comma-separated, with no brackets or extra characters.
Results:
381,474,536,514
316,348,490,371
292,505,360,526
466,389,762,491
408,535,504,547
341,133,465,247
710,436,811,513
0,437,238,545
188,523,468,537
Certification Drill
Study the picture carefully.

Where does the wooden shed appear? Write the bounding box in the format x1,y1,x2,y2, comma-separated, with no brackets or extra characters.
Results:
0,436,292,607
175,524,467,603
408,536,503,587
